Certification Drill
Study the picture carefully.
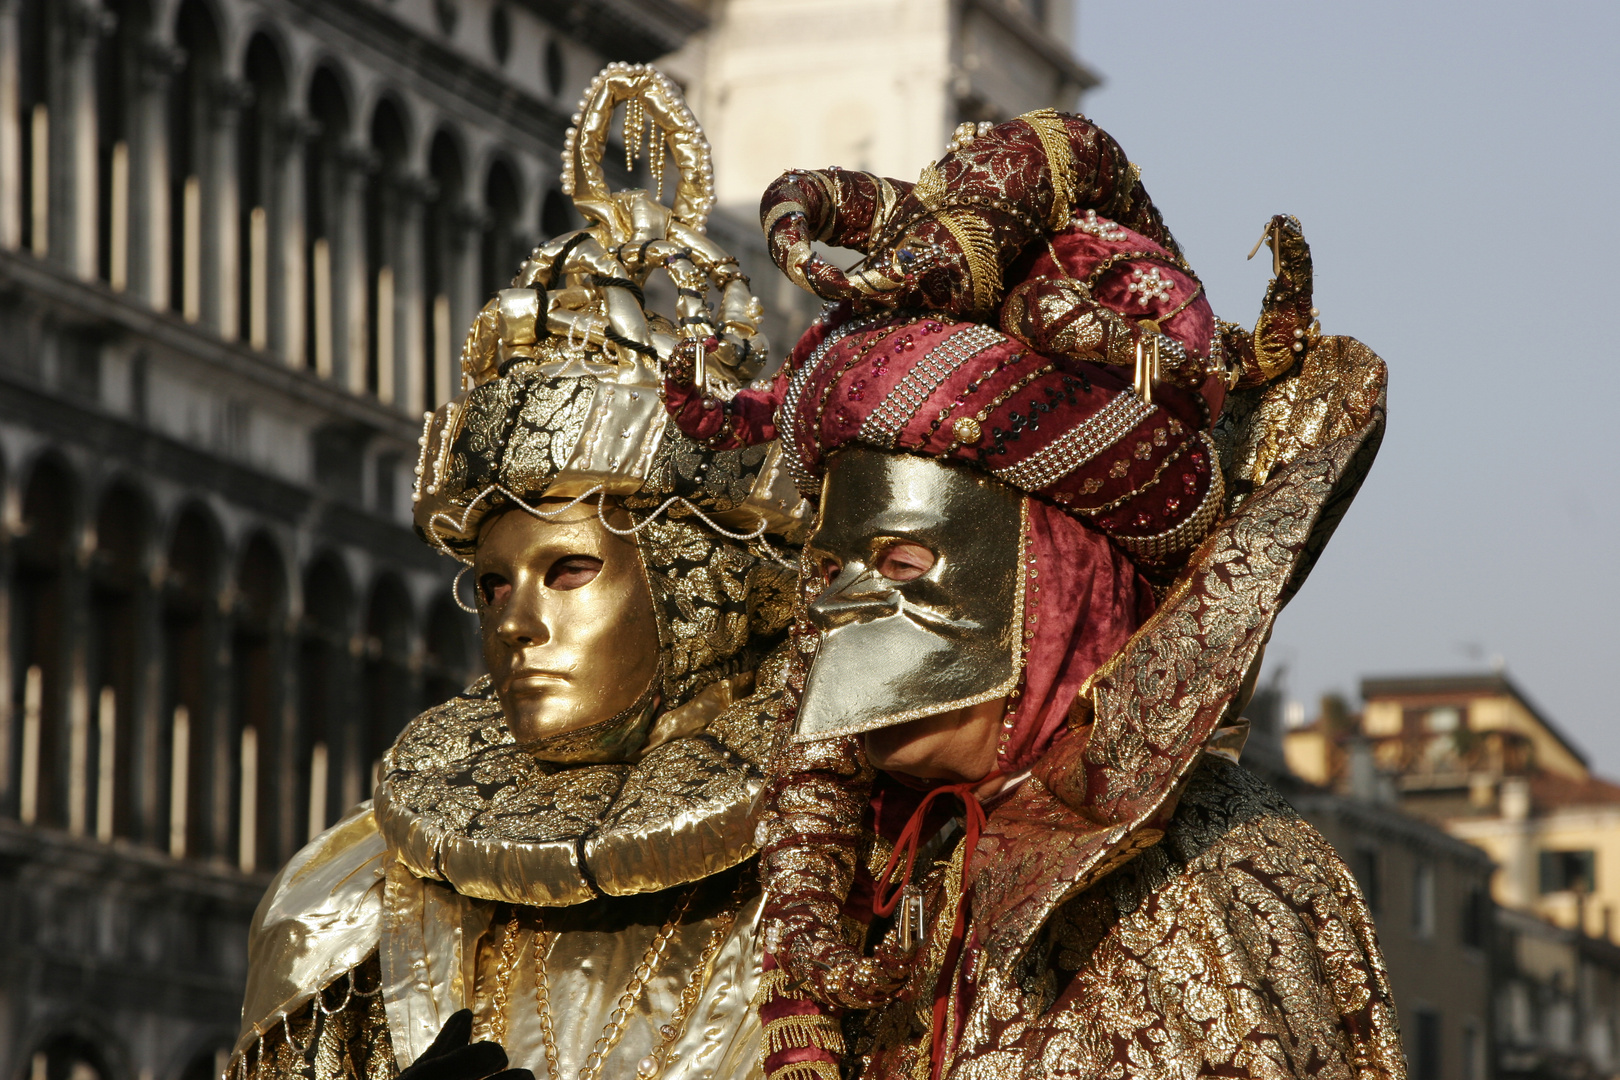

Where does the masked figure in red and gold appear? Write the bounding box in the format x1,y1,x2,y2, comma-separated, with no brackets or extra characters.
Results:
663,113,1405,1079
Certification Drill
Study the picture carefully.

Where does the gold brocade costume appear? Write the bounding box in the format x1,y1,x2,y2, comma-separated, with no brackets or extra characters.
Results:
757,329,1406,1079
232,63,808,1080
233,658,793,1080
845,758,1403,1080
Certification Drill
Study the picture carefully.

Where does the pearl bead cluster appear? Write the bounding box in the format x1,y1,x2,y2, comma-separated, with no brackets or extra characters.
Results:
1291,307,1322,353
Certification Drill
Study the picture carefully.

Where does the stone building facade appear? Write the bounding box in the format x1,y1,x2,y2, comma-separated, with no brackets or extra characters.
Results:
0,1,708,1078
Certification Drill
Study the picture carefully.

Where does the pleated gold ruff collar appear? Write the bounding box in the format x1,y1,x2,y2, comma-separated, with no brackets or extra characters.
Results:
375,655,788,907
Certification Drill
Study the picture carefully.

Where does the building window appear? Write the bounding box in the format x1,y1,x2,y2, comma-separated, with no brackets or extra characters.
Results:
1539,849,1596,895
1461,1019,1485,1080
1460,885,1490,949
1412,1008,1441,1080
1412,859,1436,939
1353,847,1381,913
1425,706,1461,733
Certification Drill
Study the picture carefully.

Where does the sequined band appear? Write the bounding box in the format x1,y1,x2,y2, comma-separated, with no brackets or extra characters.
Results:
991,390,1156,491
858,324,1007,450
1113,434,1226,562
781,311,882,491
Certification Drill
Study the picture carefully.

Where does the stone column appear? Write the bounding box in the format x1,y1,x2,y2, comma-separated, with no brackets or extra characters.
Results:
0,522,13,814
449,204,487,392
272,116,315,367
0,0,21,251
60,1,107,281
273,601,299,867
207,585,233,861
128,551,161,847
55,504,92,833
337,145,373,396
394,175,430,416
133,41,181,312
207,77,251,341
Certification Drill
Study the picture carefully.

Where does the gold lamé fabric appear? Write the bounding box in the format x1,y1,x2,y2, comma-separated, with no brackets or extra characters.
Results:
236,805,391,1063
235,869,766,1080
797,450,1028,740
851,758,1405,1080
461,871,764,1080
376,645,789,908
239,646,794,1079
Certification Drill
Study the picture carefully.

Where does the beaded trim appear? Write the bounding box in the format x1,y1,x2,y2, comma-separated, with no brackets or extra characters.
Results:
858,323,1006,450
780,312,887,492
990,390,1155,491
1112,433,1226,562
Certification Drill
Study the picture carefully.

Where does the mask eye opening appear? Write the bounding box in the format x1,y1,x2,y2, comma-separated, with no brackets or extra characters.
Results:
545,554,603,591
478,573,512,608
870,539,935,583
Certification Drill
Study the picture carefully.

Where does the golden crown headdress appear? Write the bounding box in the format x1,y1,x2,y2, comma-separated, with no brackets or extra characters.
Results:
411,63,807,560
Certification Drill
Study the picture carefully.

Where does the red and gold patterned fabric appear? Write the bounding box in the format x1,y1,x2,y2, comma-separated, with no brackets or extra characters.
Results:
753,330,1400,1079
663,112,1254,572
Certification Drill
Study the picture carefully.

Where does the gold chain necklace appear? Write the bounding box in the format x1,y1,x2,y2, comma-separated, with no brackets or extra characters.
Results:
486,884,743,1080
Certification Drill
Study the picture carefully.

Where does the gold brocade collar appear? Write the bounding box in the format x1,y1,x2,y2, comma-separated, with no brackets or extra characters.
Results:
375,655,788,907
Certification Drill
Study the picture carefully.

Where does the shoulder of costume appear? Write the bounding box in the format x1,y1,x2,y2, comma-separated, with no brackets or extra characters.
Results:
234,802,389,1058
971,334,1387,973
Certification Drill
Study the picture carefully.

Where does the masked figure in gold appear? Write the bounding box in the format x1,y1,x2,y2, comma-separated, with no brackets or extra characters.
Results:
230,65,807,1080
663,112,1405,1079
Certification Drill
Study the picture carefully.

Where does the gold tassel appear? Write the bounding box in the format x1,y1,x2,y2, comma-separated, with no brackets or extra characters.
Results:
753,967,791,1005
651,124,666,201
765,1014,847,1056
915,163,948,211
768,1063,843,1080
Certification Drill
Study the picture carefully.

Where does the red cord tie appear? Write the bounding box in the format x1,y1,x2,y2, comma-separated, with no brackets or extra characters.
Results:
869,773,998,1080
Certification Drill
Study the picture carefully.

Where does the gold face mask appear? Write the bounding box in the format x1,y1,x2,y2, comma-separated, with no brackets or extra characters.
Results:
475,502,662,763
796,448,1026,742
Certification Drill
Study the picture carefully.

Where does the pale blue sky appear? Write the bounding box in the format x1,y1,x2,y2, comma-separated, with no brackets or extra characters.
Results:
1075,3,1620,770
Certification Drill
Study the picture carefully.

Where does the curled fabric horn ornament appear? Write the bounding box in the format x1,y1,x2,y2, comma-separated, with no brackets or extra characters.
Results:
664,109,1243,576
758,109,1175,319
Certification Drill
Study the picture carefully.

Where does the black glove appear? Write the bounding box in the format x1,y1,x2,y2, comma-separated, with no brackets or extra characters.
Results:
396,1010,534,1080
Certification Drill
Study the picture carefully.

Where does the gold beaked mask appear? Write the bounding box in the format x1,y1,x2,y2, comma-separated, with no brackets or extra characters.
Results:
796,449,1026,741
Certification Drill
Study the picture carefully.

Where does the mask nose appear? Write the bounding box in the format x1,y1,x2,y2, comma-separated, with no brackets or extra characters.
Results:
807,563,901,631
495,575,553,648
